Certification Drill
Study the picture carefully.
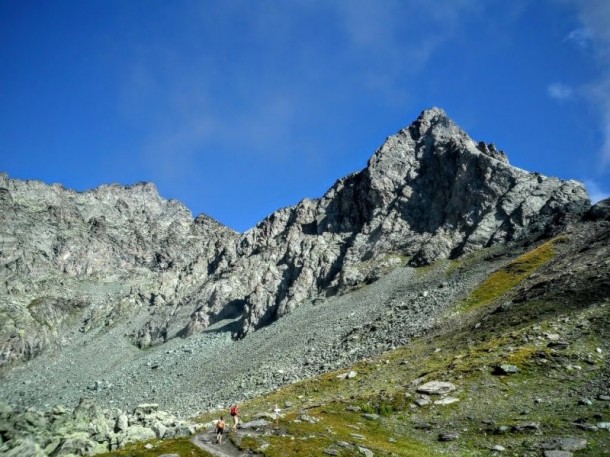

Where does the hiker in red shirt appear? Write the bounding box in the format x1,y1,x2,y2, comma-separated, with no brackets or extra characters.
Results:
230,404,240,430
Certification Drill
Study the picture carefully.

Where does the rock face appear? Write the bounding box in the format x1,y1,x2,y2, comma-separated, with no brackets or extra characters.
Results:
0,108,590,365
170,107,589,339
0,177,239,366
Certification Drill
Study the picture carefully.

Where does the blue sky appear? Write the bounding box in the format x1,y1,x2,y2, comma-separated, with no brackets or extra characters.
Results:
1,0,609,232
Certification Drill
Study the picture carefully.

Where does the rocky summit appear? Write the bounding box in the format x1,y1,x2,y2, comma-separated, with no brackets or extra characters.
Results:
1,108,608,456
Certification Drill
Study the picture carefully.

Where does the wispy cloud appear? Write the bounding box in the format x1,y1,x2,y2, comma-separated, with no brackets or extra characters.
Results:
564,0,610,171
565,27,593,48
584,179,610,203
332,0,482,101
548,82,574,101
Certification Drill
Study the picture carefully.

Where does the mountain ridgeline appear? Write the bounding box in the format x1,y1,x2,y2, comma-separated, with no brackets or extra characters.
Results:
0,108,590,367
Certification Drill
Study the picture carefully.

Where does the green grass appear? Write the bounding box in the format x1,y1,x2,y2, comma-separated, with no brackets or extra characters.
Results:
97,437,213,457
459,237,563,311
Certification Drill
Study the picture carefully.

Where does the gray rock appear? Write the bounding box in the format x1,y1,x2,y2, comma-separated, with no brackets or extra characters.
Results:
439,432,459,441
358,446,374,457
152,422,168,439
115,414,129,432
55,432,95,456
547,341,570,350
324,448,340,456
493,364,519,375
511,422,540,432
558,438,587,451
240,419,270,429
2,439,47,457
298,415,318,424
434,397,460,406
125,425,157,444
495,425,510,434
416,381,456,395
543,451,573,457
362,413,380,420
133,403,159,416
414,398,431,407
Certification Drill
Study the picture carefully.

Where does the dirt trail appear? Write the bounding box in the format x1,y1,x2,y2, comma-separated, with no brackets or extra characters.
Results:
192,429,262,457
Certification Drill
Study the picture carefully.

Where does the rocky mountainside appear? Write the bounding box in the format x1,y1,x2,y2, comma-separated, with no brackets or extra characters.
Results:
0,108,590,370
1,107,609,456
2,199,609,457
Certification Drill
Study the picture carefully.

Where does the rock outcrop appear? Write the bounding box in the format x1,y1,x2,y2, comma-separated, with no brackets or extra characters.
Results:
0,399,201,455
0,108,591,364
0,177,238,365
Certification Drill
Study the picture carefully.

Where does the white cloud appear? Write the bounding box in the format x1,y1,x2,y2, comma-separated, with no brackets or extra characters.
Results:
565,27,593,48
548,83,574,101
584,179,610,203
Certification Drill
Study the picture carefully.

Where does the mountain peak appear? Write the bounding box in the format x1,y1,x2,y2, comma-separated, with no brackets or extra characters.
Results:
418,106,448,121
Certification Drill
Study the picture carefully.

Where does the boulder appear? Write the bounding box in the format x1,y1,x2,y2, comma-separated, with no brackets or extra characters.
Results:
115,414,129,432
152,421,168,439
2,439,47,457
241,419,271,429
121,425,156,446
416,381,456,395
55,432,96,456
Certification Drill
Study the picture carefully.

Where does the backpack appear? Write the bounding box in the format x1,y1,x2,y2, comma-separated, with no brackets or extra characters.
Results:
230,405,237,415
217,420,225,430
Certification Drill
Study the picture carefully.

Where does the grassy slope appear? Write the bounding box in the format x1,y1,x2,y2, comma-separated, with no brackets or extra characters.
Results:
102,236,610,456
